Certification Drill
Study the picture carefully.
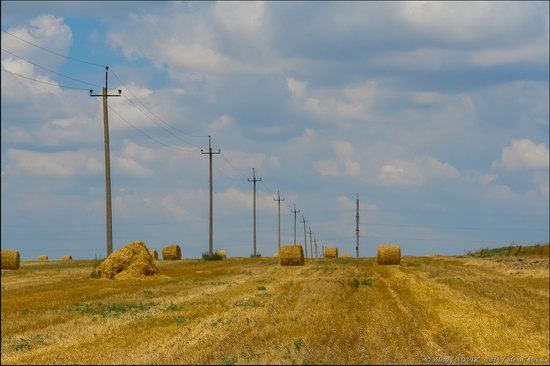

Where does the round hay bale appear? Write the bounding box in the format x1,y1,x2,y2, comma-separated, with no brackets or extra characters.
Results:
96,241,159,280
340,252,351,258
216,249,227,259
61,255,72,260
149,250,158,260
162,244,181,260
273,252,279,258
38,255,48,261
377,244,401,265
324,247,338,258
279,245,304,266
1,250,20,270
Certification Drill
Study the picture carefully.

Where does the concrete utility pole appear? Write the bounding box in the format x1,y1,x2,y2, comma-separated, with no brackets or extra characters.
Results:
322,245,325,258
248,168,262,256
291,204,300,245
301,215,308,257
308,226,313,258
356,193,360,258
90,66,121,257
273,190,285,251
201,136,220,255
314,236,318,258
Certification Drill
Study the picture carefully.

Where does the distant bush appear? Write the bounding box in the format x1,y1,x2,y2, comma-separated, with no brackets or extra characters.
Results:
202,252,223,261
466,243,549,258
250,253,262,258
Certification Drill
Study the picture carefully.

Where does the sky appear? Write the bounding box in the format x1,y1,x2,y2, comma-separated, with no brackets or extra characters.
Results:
1,1,549,259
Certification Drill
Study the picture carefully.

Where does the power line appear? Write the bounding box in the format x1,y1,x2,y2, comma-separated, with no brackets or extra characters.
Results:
1,47,102,88
110,69,208,139
1,29,105,67
1,68,90,90
108,106,197,153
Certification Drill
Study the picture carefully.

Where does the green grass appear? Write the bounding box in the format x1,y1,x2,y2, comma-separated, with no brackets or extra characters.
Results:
466,243,549,258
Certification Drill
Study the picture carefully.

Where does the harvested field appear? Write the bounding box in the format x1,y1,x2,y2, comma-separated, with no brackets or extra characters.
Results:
1,256,548,365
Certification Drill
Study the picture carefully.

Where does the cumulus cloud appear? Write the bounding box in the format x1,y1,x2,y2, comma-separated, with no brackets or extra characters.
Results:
492,139,549,171
376,156,459,186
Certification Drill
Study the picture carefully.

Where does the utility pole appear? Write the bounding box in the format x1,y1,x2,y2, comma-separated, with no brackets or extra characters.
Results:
314,236,318,258
356,193,360,258
291,204,300,245
201,136,220,255
248,168,262,256
90,66,121,257
322,245,325,258
273,190,285,251
301,215,308,257
308,226,313,258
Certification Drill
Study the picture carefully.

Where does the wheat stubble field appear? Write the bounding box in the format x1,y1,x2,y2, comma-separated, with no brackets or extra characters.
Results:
1,256,549,365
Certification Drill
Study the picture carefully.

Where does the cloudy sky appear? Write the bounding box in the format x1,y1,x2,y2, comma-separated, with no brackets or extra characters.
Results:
1,1,548,259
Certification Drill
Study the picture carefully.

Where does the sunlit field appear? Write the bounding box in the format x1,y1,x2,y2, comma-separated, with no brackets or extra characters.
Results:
1,255,548,365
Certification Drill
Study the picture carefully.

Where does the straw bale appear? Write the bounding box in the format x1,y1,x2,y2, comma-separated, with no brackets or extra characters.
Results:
1,250,20,270
149,250,158,260
38,255,48,261
340,252,351,258
324,247,338,258
377,244,401,265
216,249,227,259
273,252,279,258
96,241,159,280
61,255,72,260
279,245,304,266
162,244,181,260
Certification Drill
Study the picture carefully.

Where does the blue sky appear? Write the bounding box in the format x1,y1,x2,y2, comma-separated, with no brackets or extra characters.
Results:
1,1,549,259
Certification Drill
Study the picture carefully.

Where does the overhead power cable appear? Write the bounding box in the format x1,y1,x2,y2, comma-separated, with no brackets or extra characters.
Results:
1,68,89,91
1,29,105,67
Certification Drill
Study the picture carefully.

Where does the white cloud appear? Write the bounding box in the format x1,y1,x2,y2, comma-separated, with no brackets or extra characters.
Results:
376,156,459,186
287,77,307,98
313,160,339,177
410,91,444,104
480,174,498,186
209,115,234,132
6,148,103,177
492,139,549,171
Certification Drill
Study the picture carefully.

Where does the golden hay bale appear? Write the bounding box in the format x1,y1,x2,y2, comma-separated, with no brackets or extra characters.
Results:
216,249,227,259
324,247,338,258
96,241,159,280
279,245,304,266
273,252,279,258
1,250,20,270
377,244,401,265
162,244,181,260
341,252,351,258
61,255,72,260
38,255,48,261
149,250,158,260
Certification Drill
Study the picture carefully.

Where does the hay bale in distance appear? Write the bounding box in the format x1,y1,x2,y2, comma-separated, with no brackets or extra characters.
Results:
96,241,159,280
377,244,401,265
38,255,48,261
61,255,72,260
162,244,181,260
341,252,351,258
279,245,304,266
324,247,338,258
273,252,279,258
149,250,158,260
1,250,20,270
216,249,227,259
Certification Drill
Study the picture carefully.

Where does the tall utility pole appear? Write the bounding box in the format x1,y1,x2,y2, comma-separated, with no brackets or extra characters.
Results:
356,193,360,258
301,215,308,257
90,66,121,257
201,136,220,255
314,236,318,258
308,226,313,258
273,190,285,251
248,168,262,256
291,204,300,245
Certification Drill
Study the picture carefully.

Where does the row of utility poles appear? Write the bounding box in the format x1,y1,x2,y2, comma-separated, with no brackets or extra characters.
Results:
92,66,361,258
